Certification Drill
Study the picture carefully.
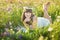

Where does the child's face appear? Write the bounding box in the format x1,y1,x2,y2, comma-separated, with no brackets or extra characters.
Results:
25,12,31,18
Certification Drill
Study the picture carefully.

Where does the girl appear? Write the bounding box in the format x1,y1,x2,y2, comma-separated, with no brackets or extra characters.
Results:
21,2,52,29
21,8,35,29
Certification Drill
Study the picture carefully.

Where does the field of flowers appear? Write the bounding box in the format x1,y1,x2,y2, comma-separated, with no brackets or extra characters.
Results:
0,0,60,40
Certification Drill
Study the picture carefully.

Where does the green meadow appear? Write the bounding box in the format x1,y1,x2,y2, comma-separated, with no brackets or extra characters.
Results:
0,0,60,40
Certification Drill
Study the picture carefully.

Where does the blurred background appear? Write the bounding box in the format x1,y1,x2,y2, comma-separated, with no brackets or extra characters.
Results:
0,0,60,40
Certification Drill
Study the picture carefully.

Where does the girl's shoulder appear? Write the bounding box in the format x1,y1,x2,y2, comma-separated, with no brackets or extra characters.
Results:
33,16,37,20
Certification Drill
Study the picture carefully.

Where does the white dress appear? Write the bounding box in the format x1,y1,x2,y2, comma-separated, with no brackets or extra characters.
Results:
20,17,50,32
37,17,50,27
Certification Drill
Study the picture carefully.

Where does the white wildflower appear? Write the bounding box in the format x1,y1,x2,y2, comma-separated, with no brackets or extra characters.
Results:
38,36,44,40
48,27,53,31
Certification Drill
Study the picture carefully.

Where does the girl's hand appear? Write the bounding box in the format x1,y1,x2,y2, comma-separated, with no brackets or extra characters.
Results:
24,18,31,22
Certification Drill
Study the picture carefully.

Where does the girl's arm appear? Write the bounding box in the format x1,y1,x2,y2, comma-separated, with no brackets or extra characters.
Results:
23,22,29,30
32,16,37,29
